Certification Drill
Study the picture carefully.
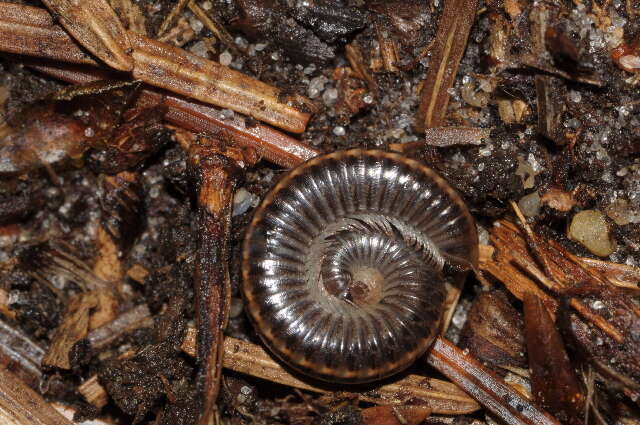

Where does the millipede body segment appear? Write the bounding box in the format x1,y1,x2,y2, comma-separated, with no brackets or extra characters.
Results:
242,149,478,383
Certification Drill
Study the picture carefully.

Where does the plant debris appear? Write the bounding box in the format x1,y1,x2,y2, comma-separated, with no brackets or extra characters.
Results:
0,0,639,424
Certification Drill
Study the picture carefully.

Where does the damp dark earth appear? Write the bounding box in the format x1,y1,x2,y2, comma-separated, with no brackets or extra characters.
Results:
0,0,639,424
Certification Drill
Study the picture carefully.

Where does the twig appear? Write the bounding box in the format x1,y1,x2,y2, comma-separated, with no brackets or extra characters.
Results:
415,0,480,131
40,0,133,71
0,3,311,133
426,337,561,425
180,329,481,415
0,318,44,389
188,138,255,425
25,61,321,168
0,368,73,425
87,304,153,351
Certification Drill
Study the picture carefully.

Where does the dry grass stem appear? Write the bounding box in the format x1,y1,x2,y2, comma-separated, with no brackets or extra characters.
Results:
40,0,133,71
415,0,480,131
25,62,320,168
157,0,190,37
181,329,480,415
426,337,561,425
0,3,97,67
0,3,312,133
187,1,236,49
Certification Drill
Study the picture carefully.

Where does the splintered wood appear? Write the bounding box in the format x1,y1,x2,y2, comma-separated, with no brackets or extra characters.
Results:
481,217,640,311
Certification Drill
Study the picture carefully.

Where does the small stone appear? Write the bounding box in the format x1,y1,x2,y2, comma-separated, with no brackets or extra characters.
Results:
219,50,232,66
322,88,338,105
235,36,249,49
333,126,346,136
220,109,234,120
308,76,328,98
568,90,582,103
189,40,209,58
568,210,616,257
188,16,203,33
233,188,256,216
518,191,541,217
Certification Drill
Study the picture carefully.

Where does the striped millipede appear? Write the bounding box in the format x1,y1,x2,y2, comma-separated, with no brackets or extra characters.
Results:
242,149,478,383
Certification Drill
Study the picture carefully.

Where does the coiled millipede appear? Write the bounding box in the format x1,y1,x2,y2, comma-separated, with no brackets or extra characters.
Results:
242,149,478,383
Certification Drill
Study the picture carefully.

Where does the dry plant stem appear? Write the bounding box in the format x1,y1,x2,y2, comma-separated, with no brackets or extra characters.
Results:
0,318,44,389
27,62,321,168
426,337,561,425
0,368,73,425
187,0,236,49
415,0,479,132
126,32,310,133
157,0,190,36
87,304,153,351
0,3,97,67
189,141,248,425
0,3,311,134
180,329,481,415
40,0,133,71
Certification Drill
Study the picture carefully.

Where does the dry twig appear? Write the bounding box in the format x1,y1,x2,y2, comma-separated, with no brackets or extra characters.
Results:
0,3,311,133
0,368,73,425
23,61,321,168
181,329,481,415
415,0,480,131
40,0,133,71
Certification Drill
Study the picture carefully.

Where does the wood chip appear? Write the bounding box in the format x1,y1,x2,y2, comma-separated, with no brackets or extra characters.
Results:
78,375,109,409
43,290,118,369
126,264,149,284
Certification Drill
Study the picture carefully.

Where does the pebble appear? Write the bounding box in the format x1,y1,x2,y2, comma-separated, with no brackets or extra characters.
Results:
233,188,257,216
219,51,233,66
518,191,541,217
322,87,338,105
188,16,203,33
308,76,328,98
333,126,346,136
568,210,616,257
